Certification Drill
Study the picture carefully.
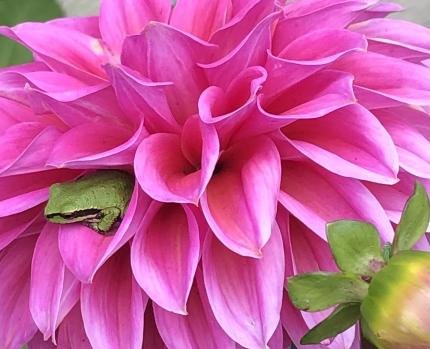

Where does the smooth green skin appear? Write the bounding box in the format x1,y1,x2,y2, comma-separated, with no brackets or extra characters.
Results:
44,170,134,234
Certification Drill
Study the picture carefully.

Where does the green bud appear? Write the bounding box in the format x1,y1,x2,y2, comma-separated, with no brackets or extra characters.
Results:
361,251,430,348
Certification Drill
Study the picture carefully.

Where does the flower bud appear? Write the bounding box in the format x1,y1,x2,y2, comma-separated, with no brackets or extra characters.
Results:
361,251,430,349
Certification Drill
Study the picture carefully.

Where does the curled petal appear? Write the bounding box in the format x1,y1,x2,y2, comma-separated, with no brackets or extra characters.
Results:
59,183,150,282
100,0,171,54
81,246,148,349
48,121,146,168
282,104,399,184
201,136,281,257
203,224,284,349
0,235,38,349
131,202,200,314
30,223,80,342
279,161,394,242
135,120,219,204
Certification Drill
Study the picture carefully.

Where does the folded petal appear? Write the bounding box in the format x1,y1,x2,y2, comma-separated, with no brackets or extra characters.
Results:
153,277,235,349
28,331,56,349
57,303,92,349
0,206,42,251
100,0,171,54
282,104,399,184
350,18,430,60
240,70,355,139
264,28,367,96
203,224,284,349
81,246,147,349
352,2,403,23
273,0,376,50
0,235,38,349
279,161,394,242
143,305,167,349
200,12,279,90
135,119,219,203
131,202,200,314
198,66,267,147
374,107,430,178
122,24,215,124
30,223,80,342
58,183,150,282
106,64,180,133
201,136,281,257
0,122,62,176
0,169,81,217
0,23,107,82
47,16,101,37
332,51,430,105
47,121,146,168
171,0,231,40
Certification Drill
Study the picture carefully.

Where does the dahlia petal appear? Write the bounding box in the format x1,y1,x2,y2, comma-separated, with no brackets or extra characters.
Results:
57,303,92,349
203,224,284,349
350,18,430,59
279,161,394,242
241,70,355,139
153,281,235,349
0,97,34,129
366,172,430,231
0,206,42,250
29,84,126,127
201,136,281,257
281,215,357,348
135,122,218,203
267,322,284,349
106,64,180,133
0,235,38,349
28,331,56,349
283,104,399,184
58,183,150,282
0,122,62,176
143,306,167,349
0,169,81,217
200,12,279,89
0,23,107,82
332,51,430,105
273,0,376,50
47,16,101,37
47,121,146,168
122,24,215,124
210,0,276,56
352,2,403,23
264,28,367,96
198,66,267,146
81,246,147,349
131,202,200,314
100,0,171,54
30,223,80,342
171,0,232,40
374,107,430,178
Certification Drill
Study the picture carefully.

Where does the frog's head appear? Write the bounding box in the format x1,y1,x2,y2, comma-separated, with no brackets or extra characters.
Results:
44,183,101,224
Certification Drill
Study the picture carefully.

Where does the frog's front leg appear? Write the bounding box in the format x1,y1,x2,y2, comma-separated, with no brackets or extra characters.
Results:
94,207,122,234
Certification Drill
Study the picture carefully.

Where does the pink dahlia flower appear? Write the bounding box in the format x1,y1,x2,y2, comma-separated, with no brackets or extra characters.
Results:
1,0,430,348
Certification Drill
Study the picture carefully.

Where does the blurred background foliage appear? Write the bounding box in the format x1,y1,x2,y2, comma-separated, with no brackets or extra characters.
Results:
0,0,429,66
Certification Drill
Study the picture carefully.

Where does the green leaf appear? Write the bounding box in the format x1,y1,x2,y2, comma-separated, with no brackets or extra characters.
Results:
0,0,64,67
327,220,385,276
287,272,369,312
392,182,430,254
301,303,361,345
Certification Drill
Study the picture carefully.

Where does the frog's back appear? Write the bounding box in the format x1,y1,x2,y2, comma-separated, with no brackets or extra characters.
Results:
54,170,134,212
